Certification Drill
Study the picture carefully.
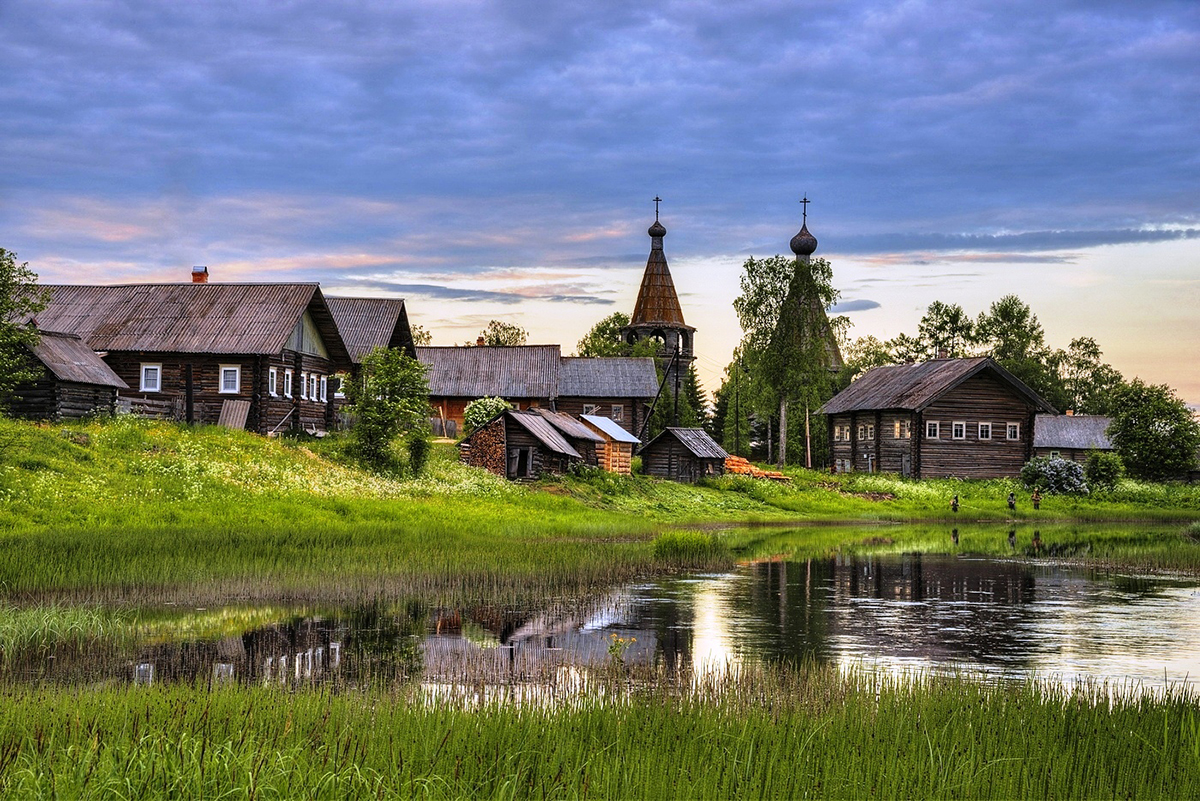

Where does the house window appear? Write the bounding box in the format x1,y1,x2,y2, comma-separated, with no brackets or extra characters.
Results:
1050,450,1061,459
300,372,308,400
926,421,940,439
269,368,278,397
952,421,966,440
583,404,599,415
284,369,293,398
333,373,346,399
140,363,162,393
1007,422,1021,440
320,376,327,402
309,374,319,400
893,420,911,439
858,424,875,441
219,365,241,394
978,422,992,440
611,405,624,422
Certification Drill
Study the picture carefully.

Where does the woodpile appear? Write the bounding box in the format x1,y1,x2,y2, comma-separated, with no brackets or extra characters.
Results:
460,418,507,476
724,456,791,482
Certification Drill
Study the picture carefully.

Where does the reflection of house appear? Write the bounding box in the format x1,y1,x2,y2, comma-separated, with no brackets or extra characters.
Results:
640,427,728,483
418,345,657,439
581,413,640,475
458,409,587,479
10,329,127,420
36,278,352,434
820,356,1056,478
1032,413,1113,462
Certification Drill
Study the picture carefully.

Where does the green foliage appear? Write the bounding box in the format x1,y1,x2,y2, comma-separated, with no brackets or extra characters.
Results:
462,396,511,434
479,319,528,346
405,430,432,475
1021,456,1089,495
1055,337,1126,415
917,300,976,358
577,312,629,356
344,347,430,472
1084,450,1124,492
0,248,49,413
1107,380,1200,480
651,529,731,568
409,324,433,346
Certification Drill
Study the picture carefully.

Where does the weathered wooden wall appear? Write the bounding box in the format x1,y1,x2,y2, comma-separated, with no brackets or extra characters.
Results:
555,397,645,437
642,439,723,483
9,372,118,421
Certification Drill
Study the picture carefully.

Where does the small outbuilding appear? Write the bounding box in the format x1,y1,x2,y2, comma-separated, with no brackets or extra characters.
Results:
531,409,604,467
1032,414,1113,462
458,409,583,480
580,413,641,475
639,427,728,483
10,330,128,420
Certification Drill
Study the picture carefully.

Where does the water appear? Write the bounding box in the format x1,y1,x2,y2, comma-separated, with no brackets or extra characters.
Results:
6,553,1200,693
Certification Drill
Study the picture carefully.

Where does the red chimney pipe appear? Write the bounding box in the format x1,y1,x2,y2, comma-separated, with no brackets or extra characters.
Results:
192,266,208,284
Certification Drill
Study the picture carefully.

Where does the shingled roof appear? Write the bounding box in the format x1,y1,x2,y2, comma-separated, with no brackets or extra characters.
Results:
417,345,561,399
26,330,127,389
629,220,692,329
1033,414,1113,450
559,357,659,398
326,296,416,362
820,357,1056,415
36,283,351,366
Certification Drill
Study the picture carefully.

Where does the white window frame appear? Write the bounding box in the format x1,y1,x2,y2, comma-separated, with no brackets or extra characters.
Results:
284,369,293,398
1007,422,1021,441
952,421,966,440
219,364,241,394
269,367,278,397
978,422,992,441
926,421,940,439
320,376,327,402
140,363,162,393
299,372,308,400
611,404,624,422
310,374,319,400
333,373,346,399
1050,450,1061,459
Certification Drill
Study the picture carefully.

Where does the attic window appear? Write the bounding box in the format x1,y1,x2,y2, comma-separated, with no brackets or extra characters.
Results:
140,364,162,393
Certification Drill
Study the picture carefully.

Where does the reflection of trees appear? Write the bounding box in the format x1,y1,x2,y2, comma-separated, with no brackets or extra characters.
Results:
733,559,835,664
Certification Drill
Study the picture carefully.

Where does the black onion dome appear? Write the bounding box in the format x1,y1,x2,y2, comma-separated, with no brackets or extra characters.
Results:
790,223,817,256
648,220,667,238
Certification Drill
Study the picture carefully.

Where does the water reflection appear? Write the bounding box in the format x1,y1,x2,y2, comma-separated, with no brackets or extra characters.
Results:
5,555,1200,693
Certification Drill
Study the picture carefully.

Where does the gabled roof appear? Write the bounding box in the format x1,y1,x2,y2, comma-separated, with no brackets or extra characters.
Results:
326,297,416,362
26,330,128,389
581,414,641,444
507,411,581,457
559,357,659,398
532,408,605,442
35,283,351,366
1033,414,1113,450
417,345,561,398
642,427,728,459
819,357,1056,415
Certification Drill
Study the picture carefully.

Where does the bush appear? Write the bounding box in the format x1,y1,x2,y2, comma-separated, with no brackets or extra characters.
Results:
406,431,432,476
1084,451,1124,492
1020,456,1089,495
462,397,512,435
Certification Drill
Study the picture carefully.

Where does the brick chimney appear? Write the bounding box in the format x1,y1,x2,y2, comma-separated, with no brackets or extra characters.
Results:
936,348,949,359
192,266,208,284
476,336,486,346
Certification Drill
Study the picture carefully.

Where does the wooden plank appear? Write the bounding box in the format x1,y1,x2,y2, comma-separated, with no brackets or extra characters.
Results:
217,399,251,430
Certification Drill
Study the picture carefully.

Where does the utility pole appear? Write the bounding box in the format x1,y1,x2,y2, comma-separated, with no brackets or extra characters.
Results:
672,344,681,426
734,360,741,457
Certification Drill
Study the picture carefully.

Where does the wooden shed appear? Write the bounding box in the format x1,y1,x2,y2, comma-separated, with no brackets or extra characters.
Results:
458,410,583,480
10,330,128,420
530,409,604,467
580,413,640,474
640,427,728,483
1032,414,1113,462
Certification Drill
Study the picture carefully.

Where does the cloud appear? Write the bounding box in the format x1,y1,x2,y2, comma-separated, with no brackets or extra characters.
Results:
835,228,1200,257
830,299,882,313
332,278,613,305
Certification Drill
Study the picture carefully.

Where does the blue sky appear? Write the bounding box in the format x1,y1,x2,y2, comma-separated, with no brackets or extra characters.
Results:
2,0,1197,400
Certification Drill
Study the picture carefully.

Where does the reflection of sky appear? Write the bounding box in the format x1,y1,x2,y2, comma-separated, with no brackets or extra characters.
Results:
689,574,743,677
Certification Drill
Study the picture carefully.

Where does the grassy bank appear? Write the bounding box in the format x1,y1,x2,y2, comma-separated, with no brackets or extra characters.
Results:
1,666,1196,798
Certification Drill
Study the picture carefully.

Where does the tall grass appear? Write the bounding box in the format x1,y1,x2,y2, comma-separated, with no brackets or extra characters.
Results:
0,666,1196,798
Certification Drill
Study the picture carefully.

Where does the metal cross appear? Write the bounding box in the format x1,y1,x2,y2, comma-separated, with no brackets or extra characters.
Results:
653,196,662,220
800,195,810,224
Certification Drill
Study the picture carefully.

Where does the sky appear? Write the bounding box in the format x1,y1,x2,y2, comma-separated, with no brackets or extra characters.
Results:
2,0,1197,402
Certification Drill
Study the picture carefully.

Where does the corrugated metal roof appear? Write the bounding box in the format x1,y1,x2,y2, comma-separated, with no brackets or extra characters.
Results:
559,357,659,398
581,414,641,443
532,408,605,442
326,297,415,362
417,345,561,398
820,357,1056,415
509,411,581,457
36,284,351,366
643,427,728,459
1033,414,1113,450
27,330,128,388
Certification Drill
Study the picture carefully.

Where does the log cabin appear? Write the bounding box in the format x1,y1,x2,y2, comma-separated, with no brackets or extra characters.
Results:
324,296,418,419
530,408,604,467
458,409,585,480
34,282,353,435
580,413,640,475
1032,413,1113,462
9,329,128,420
820,356,1056,479
639,427,728,483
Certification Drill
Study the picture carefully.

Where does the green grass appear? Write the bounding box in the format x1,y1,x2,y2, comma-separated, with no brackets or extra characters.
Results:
0,666,1196,798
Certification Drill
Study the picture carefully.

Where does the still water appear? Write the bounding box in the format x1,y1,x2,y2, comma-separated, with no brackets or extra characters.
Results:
8,554,1200,693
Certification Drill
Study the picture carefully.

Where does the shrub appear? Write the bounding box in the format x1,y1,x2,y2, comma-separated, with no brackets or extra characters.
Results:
406,430,432,476
1020,456,1089,495
462,397,512,435
1084,451,1124,492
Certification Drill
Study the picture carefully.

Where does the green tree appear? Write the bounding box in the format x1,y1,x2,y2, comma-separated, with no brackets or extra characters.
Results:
975,295,1063,405
463,396,512,435
841,335,896,381
576,312,660,357
480,320,528,346
410,324,433,346
0,249,49,412
1054,337,1126,415
1106,380,1200,481
917,300,976,358
344,347,431,473
886,333,925,365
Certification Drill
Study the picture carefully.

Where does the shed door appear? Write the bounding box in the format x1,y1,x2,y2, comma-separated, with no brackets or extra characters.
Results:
901,454,912,477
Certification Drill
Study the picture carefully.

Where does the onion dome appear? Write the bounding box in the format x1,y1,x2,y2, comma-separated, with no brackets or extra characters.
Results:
648,219,667,238
790,223,817,256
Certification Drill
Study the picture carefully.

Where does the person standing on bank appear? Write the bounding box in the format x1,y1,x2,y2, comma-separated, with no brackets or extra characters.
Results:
1031,489,1041,510
1007,492,1016,512
951,494,959,513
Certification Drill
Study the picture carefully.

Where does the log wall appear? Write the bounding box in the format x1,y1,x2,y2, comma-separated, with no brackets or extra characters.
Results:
917,373,1034,479
10,373,119,421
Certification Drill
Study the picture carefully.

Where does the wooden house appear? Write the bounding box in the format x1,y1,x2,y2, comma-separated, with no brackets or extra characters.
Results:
325,296,418,420
9,329,128,420
1032,414,1113,462
458,409,584,480
820,356,1056,479
418,345,657,439
640,427,728,483
36,283,352,435
581,413,640,474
